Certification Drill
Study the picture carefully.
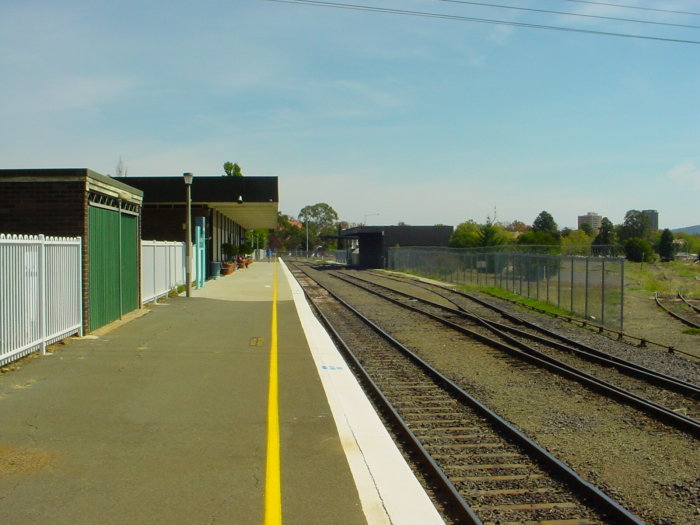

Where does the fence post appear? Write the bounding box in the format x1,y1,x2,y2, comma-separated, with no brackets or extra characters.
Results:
601,259,606,327
570,256,575,314
585,257,589,319
620,259,624,331
39,235,46,355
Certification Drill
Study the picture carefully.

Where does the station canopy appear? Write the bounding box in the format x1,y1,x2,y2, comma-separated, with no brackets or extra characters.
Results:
117,176,279,229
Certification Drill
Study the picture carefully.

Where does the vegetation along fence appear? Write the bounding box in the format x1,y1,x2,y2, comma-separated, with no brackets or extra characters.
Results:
388,247,625,330
0,234,83,366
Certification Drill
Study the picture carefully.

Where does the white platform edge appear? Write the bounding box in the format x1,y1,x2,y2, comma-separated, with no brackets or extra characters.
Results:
280,261,445,525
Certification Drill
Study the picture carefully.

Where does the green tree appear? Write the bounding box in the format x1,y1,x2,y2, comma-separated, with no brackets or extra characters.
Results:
299,203,340,251
517,230,559,247
658,229,675,262
449,220,481,247
592,217,616,255
532,211,558,236
223,162,242,177
579,222,593,236
561,229,593,255
624,238,654,263
478,218,510,247
620,210,651,241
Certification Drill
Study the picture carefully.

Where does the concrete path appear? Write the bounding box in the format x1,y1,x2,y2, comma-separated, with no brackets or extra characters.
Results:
0,260,443,525
0,261,365,524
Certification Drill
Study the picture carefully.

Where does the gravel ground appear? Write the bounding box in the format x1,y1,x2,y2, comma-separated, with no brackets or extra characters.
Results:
307,266,700,525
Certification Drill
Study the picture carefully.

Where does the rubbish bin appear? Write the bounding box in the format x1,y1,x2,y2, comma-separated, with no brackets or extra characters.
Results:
210,261,222,279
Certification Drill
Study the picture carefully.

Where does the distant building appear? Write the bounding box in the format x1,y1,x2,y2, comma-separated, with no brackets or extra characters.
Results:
642,209,659,231
340,225,453,268
577,212,602,232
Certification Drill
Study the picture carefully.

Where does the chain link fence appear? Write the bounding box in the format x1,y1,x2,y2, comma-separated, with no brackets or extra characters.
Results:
388,246,624,330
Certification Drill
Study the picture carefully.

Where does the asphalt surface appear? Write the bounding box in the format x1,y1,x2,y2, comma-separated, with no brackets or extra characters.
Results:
0,261,366,524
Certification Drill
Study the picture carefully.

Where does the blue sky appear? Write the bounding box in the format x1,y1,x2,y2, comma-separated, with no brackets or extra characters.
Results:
1,0,698,229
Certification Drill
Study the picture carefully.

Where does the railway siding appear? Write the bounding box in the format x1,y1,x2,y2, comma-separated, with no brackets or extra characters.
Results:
295,263,700,525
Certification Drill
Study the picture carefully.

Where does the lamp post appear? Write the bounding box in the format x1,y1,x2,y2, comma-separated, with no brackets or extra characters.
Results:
183,172,194,297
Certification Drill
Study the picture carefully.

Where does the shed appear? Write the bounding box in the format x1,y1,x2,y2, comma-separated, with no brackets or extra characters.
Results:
0,168,143,332
340,225,454,268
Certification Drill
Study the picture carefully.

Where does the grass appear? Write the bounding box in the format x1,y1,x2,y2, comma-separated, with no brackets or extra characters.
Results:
682,328,700,336
456,283,575,318
624,260,700,296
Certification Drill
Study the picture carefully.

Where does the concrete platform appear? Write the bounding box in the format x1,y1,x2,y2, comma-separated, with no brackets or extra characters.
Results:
0,260,443,524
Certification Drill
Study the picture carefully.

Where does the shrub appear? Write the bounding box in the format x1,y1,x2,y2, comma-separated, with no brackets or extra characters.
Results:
624,238,655,263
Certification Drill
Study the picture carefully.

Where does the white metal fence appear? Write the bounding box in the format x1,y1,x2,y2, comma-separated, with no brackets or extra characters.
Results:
1,234,83,366
141,240,189,304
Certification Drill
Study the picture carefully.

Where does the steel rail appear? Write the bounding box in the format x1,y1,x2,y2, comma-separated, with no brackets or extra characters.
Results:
679,292,700,314
655,292,700,330
359,271,700,396
331,271,700,437
291,262,645,525
373,269,690,356
288,267,481,524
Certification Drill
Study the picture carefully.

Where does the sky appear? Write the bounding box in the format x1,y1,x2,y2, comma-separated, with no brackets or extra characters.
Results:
1,0,699,230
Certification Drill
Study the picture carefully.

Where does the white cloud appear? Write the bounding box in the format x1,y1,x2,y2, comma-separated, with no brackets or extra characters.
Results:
667,161,700,191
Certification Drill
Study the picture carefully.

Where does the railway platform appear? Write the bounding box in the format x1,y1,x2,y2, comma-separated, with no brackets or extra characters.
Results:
0,259,443,524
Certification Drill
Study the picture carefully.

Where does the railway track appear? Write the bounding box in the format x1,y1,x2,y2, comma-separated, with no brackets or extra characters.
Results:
287,262,644,525
655,292,700,329
327,269,700,434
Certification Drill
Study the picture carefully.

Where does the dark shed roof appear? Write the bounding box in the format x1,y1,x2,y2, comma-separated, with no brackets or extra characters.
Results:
117,176,278,229
341,225,453,246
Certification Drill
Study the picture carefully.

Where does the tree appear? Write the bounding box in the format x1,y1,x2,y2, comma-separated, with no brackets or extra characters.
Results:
620,210,650,241
269,212,304,251
561,229,593,255
449,219,511,248
517,230,559,247
505,220,530,233
223,162,242,177
658,229,675,262
532,211,558,237
624,238,654,263
449,220,481,247
299,203,340,252
477,218,510,247
579,222,593,236
592,217,616,255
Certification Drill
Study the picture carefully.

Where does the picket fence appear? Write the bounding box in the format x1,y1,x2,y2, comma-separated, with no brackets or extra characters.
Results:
0,234,83,366
141,240,190,304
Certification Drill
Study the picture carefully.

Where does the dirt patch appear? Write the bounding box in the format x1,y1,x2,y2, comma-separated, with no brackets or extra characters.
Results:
0,444,54,475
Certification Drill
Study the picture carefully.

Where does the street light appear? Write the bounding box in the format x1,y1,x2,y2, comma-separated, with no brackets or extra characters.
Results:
183,172,194,297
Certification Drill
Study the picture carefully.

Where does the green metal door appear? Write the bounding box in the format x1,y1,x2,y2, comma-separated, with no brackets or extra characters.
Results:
89,206,120,331
88,206,139,331
120,214,139,314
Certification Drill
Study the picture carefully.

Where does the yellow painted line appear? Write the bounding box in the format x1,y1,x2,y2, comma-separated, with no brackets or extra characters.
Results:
265,262,282,524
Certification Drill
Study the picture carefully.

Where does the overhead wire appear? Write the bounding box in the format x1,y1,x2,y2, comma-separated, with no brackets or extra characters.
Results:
434,0,700,29
554,0,700,17
265,0,700,44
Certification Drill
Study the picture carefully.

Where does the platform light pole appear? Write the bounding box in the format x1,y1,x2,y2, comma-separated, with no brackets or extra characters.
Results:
183,172,194,297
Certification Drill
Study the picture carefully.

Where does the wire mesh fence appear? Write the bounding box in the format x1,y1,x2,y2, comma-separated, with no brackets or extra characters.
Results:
388,247,624,330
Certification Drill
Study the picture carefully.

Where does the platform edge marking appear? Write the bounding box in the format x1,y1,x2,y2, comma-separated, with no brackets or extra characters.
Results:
265,262,282,525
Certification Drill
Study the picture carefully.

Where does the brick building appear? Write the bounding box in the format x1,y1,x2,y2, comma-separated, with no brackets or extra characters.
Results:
0,169,143,331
